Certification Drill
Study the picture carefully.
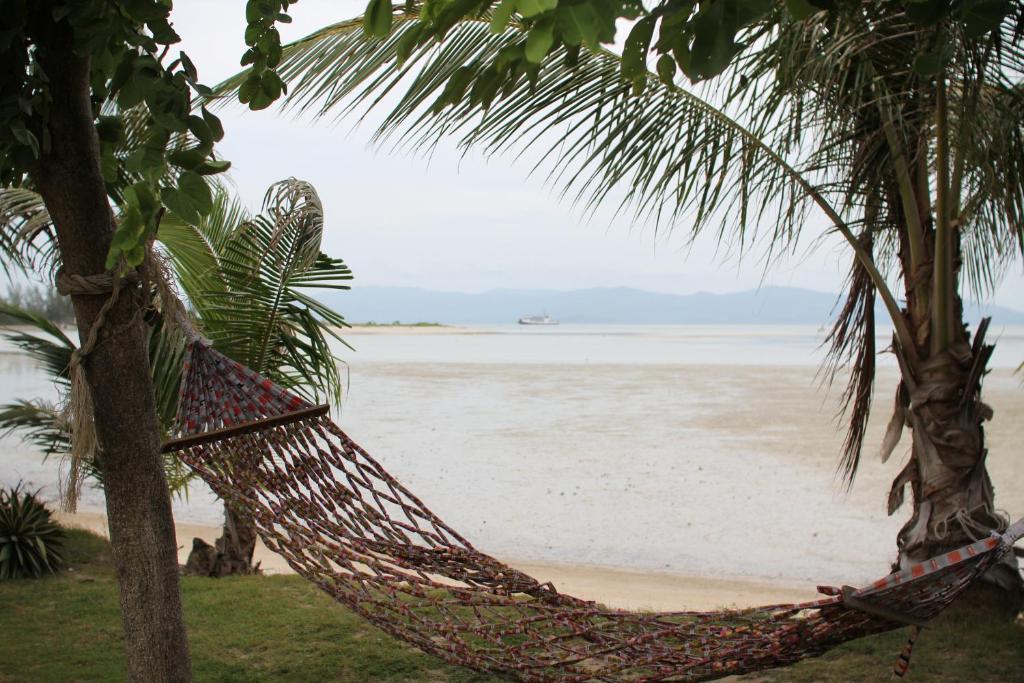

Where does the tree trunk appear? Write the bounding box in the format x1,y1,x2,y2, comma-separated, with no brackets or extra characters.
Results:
889,317,1023,615
184,505,260,577
27,14,192,682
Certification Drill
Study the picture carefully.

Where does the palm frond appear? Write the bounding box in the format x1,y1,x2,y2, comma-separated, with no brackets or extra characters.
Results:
0,399,71,460
821,230,877,486
168,179,353,405
215,6,914,357
0,304,75,385
0,188,57,275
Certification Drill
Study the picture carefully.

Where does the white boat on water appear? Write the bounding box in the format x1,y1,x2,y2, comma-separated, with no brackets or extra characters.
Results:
518,314,559,325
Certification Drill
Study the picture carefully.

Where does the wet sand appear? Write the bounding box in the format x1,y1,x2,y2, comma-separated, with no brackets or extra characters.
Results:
55,510,818,611
5,327,1022,603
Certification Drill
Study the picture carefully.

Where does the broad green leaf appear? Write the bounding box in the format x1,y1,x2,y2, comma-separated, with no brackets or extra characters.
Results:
962,0,1011,37
196,159,232,176
785,0,820,20
525,17,556,63
656,53,676,85
690,1,742,79
363,0,393,38
396,23,425,67
516,0,557,20
490,0,517,33
559,2,602,48
905,0,951,25
162,171,212,225
621,16,655,80
201,106,225,142
913,46,953,76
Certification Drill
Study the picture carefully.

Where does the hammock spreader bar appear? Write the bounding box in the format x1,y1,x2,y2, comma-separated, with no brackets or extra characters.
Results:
161,404,330,453
168,340,1023,682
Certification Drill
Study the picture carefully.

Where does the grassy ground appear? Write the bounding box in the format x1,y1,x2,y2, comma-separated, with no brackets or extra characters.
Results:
1,529,1021,682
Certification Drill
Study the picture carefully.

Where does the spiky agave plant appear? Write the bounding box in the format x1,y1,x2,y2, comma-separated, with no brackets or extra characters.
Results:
0,484,65,579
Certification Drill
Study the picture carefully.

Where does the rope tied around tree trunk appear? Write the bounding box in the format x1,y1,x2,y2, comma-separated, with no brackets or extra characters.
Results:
53,247,203,512
54,266,141,511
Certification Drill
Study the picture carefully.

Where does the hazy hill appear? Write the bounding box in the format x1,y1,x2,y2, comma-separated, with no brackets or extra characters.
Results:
318,285,1024,325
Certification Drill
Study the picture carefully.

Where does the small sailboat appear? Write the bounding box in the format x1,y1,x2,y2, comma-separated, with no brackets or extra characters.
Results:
517,313,559,325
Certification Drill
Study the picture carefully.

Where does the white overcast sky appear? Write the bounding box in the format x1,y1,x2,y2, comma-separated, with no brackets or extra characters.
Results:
167,0,1023,308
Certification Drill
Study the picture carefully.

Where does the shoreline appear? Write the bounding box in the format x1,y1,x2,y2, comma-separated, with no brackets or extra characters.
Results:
56,511,818,612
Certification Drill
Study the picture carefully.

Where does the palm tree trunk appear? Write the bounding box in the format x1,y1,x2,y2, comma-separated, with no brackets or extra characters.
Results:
890,316,1023,614
28,12,192,681
215,506,260,575
184,505,260,577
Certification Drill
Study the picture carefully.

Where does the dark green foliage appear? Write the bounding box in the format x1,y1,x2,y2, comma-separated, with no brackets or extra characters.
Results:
241,0,1016,113
0,1,232,269
160,179,353,405
0,484,65,580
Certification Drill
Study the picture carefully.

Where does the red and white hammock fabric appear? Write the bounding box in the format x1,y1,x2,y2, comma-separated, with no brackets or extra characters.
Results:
164,340,1024,682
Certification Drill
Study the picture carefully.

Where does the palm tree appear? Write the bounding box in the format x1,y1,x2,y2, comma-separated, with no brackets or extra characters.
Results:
0,177,353,574
160,178,352,574
217,3,1023,600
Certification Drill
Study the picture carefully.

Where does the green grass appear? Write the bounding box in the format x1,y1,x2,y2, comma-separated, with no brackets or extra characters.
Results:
1,529,1021,682
0,529,494,683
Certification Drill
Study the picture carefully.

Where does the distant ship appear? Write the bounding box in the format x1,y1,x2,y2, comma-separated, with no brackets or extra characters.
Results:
518,314,559,325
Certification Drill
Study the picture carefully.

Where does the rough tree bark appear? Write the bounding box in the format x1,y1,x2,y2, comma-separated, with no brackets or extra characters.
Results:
27,13,193,682
890,299,1022,616
185,506,260,577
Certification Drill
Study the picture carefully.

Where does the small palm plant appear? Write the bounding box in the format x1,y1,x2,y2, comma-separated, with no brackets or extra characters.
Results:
0,484,65,579
0,177,352,575
159,178,352,575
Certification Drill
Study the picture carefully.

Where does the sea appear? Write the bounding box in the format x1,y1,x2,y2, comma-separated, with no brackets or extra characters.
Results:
3,323,1022,587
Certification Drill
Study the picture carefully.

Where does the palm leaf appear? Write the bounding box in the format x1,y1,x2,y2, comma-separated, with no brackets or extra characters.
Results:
165,179,353,405
214,5,912,352
0,188,57,275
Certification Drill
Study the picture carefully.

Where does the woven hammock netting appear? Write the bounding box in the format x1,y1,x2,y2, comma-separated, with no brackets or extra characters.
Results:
166,341,1024,682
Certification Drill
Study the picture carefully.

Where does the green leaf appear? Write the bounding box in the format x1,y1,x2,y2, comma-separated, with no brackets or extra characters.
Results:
913,44,954,76
179,51,199,82
195,159,232,176
785,0,820,20
621,16,655,80
95,115,125,144
656,53,676,85
201,107,225,142
490,0,517,32
363,0,393,38
168,148,207,170
559,2,602,48
524,17,556,63
238,73,262,104
432,66,476,112
961,0,1011,37
905,0,951,25
690,1,743,79
395,24,425,67
162,172,212,225
516,0,557,19
187,115,214,144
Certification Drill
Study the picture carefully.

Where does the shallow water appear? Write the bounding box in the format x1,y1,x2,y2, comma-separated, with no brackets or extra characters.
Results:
2,325,1022,586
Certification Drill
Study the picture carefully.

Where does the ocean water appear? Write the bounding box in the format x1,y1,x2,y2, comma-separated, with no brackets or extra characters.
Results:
336,323,1024,367
2,324,1022,586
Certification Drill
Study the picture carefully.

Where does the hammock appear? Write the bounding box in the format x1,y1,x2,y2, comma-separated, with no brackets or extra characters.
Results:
164,340,1024,682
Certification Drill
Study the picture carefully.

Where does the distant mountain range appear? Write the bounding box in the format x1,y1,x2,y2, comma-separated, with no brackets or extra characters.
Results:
316,285,1024,325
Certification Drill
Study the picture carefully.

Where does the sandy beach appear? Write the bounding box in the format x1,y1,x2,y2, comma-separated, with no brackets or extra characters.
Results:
6,325,1023,611
55,510,818,612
